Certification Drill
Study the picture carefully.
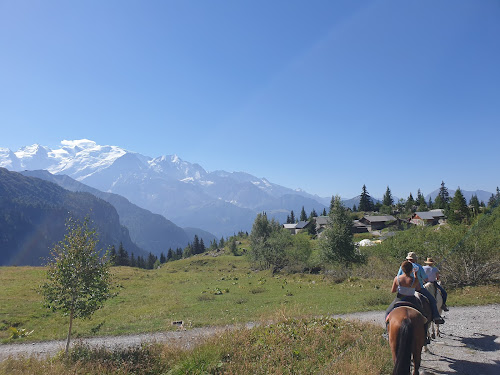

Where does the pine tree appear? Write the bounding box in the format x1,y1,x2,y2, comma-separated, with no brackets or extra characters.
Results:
129,252,136,267
300,206,307,221
193,235,201,254
309,209,317,219
159,252,166,264
147,252,157,269
469,194,480,216
167,248,174,261
322,208,327,216
405,193,415,212
290,210,295,224
417,189,428,211
428,196,433,208
487,194,497,208
319,196,359,265
117,242,129,266
382,186,393,207
447,187,470,224
219,236,225,248
352,204,357,212
358,185,373,212
286,215,291,224
437,181,450,209
200,238,206,253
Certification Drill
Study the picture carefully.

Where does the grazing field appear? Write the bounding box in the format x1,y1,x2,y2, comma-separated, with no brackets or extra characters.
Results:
1,254,499,343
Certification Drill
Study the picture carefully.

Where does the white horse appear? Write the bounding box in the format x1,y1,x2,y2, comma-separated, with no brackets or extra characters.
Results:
423,281,443,352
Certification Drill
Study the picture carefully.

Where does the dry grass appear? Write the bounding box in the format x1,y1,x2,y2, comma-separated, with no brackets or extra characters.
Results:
0,316,392,375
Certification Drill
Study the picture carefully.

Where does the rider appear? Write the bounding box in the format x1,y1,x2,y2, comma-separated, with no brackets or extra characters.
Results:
398,252,445,325
385,260,421,319
422,257,449,311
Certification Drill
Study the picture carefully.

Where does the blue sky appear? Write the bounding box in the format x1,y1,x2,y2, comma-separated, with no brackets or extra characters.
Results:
1,0,499,199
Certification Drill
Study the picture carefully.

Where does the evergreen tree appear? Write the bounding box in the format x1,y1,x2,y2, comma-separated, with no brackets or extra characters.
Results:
428,196,433,208
286,215,291,224
322,208,327,216
129,252,136,268
309,208,317,219
192,235,201,254
159,252,167,264
358,185,373,212
175,248,183,259
200,238,206,253
469,194,480,216
417,189,428,211
447,187,470,224
117,242,129,266
300,206,307,221
136,256,145,269
290,210,295,224
329,196,335,213
147,252,157,269
219,237,225,248
230,240,237,255
437,181,450,209
382,186,393,207
167,248,174,261
352,204,357,212
487,193,497,208
405,193,415,212
319,196,359,265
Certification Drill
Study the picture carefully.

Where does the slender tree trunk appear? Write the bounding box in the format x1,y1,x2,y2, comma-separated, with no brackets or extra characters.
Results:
65,307,74,356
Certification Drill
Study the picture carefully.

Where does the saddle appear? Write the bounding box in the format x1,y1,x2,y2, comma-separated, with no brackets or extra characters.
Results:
387,292,431,323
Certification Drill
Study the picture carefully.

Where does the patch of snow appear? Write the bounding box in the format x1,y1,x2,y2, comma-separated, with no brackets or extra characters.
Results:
181,177,194,183
200,180,214,186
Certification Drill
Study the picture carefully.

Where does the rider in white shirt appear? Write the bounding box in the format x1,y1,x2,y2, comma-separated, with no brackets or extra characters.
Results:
422,257,448,311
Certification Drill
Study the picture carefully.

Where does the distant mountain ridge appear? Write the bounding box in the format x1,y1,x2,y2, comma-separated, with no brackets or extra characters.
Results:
0,168,146,266
1,140,494,235
1,140,328,236
20,170,213,256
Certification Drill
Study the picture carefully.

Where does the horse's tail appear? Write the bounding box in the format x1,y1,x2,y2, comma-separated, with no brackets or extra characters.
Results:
393,318,413,375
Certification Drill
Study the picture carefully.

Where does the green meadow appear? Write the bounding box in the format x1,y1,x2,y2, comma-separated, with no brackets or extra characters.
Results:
1,254,499,343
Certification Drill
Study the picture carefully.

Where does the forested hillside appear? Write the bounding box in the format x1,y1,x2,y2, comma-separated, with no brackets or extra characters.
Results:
0,168,145,265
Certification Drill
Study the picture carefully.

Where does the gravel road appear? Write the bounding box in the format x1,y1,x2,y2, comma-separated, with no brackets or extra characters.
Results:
1,305,499,374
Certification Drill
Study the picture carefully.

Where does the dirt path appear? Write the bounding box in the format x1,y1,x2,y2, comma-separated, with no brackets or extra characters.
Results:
1,305,499,374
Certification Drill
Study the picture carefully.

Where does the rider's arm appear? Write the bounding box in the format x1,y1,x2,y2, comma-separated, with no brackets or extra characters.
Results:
413,278,421,291
391,277,398,293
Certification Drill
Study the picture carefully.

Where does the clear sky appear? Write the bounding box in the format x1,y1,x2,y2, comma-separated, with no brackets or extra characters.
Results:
1,0,499,199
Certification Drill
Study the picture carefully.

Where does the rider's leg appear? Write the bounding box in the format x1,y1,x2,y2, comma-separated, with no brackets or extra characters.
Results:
420,287,444,323
436,283,448,305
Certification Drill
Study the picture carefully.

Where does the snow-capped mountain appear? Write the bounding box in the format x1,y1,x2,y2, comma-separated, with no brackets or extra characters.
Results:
1,140,328,236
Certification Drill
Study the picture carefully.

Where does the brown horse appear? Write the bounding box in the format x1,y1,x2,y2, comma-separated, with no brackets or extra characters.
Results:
387,306,427,375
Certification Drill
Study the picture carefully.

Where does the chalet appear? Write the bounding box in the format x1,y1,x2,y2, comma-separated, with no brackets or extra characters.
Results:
410,209,445,226
283,220,311,235
314,216,330,234
352,220,369,233
359,215,396,231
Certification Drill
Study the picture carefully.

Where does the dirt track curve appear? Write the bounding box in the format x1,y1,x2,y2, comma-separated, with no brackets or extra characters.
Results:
1,305,499,374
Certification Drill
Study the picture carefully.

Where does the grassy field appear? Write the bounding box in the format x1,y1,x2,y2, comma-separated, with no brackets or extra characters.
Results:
1,253,499,344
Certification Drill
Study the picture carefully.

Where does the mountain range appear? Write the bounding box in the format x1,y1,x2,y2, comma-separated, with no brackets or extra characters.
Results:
0,140,495,240
0,140,328,237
